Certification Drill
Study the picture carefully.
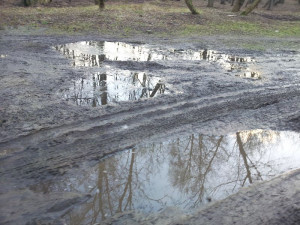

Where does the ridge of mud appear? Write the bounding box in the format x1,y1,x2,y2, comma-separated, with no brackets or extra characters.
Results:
0,83,299,150
1,84,300,186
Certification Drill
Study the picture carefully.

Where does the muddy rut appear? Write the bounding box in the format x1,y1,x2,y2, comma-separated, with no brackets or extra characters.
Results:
0,34,300,225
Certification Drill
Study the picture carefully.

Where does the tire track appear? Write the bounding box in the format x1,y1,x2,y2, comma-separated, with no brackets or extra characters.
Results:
1,83,300,184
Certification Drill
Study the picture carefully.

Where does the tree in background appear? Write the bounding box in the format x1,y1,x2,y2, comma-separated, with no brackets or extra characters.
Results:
95,0,105,10
24,0,51,6
232,0,246,12
241,0,262,15
185,0,199,14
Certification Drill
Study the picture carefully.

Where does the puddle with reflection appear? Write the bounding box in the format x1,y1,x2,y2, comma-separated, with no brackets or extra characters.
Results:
55,41,260,106
31,129,300,224
240,71,261,79
55,41,260,78
59,69,166,106
56,42,259,74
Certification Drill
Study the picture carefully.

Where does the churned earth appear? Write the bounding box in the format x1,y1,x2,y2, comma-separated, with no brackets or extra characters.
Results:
0,1,300,223
0,32,299,225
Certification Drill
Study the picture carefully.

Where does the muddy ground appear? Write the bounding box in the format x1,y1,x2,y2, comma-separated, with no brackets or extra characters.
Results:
0,31,300,225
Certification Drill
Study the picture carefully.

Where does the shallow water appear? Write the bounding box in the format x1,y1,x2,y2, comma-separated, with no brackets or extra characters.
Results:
30,129,300,224
59,69,166,106
55,41,260,106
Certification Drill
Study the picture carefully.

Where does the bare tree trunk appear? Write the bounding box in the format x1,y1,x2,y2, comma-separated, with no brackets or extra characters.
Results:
185,0,199,14
268,0,274,10
264,0,274,10
207,0,215,7
232,0,245,12
241,0,261,15
99,0,104,10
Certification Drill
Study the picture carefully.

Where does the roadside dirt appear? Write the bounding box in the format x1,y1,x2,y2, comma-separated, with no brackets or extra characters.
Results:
0,31,300,225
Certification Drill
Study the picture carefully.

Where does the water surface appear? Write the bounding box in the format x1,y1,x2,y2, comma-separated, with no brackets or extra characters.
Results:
59,69,166,106
31,129,300,224
55,41,258,76
55,41,260,106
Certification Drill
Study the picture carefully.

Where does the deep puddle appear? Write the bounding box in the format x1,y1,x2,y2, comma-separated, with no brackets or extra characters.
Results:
31,129,300,224
55,41,260,106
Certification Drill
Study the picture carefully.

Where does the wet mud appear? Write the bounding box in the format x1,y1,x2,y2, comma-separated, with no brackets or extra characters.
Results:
0,35,300,225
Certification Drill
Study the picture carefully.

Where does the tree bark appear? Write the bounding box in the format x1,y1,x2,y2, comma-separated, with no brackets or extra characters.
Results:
232,0,245,12
185,0,199,14
241,0,261,15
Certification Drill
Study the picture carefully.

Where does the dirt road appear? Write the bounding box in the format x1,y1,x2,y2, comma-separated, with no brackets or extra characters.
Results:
0,32,300,224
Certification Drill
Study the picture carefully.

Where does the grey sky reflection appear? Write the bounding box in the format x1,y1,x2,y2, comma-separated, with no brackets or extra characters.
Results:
31,130,300,224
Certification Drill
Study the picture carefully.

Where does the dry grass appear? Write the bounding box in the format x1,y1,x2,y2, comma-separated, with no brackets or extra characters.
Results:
0,0,299,37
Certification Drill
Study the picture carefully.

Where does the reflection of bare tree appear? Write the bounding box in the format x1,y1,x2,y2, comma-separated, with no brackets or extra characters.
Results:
62,130,287,224
234,130,279,185
99,73,107,105
117,149,135,212
150,82,165,97
237,132,253,184
168,130,279,208
55,42,258,79
63,71,165,107
66,145,167,225
169,135,225,207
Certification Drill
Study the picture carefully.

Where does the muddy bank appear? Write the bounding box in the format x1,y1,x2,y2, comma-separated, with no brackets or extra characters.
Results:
0,32,300,224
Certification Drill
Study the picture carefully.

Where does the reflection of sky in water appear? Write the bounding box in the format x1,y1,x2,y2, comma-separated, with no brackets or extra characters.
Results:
60,69,166,106
55,41,260,79
31,130,300,224
54,41,261,106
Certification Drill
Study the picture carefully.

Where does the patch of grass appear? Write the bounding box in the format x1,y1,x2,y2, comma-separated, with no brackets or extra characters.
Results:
177,20,300,37
214,21,262,34
177,21,264,36
0,2,299,38
274,22,300,37
178,24,206,36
